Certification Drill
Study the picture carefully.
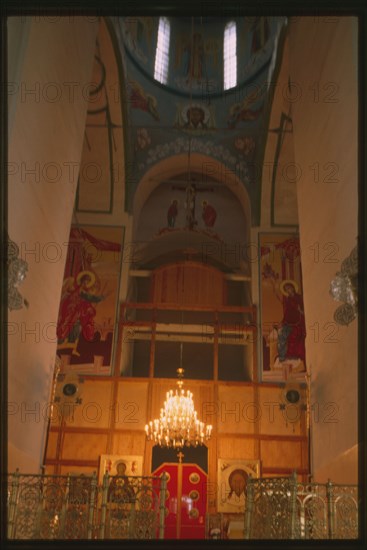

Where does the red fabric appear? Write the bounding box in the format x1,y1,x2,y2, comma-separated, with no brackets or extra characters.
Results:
275,238,300,260
282,293,306,360
260,246,271,256
69,228,121,252
64,228,121,280
281,255,286,280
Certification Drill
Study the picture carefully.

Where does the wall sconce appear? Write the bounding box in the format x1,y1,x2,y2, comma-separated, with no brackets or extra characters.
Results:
7,234,29,310
329,245,358,326
54,372,84,420
279,382,307,432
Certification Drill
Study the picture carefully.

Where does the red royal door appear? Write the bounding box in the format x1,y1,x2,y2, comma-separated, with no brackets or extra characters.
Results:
153,462,207,539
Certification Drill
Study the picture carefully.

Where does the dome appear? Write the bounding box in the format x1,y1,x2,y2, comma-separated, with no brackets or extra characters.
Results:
120,16,286,97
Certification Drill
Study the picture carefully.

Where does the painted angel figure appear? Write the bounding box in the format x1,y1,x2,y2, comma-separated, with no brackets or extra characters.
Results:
57,270,106,356
271,278,306,363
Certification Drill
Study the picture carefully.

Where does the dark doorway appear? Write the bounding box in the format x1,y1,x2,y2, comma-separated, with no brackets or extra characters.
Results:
152,444,208,473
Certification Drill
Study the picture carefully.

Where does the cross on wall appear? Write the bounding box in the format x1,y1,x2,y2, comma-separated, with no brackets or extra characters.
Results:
171,179,214,229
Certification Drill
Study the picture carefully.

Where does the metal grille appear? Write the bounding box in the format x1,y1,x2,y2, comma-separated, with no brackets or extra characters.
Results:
7,470,167,540
244,473,359,540
7,473,96,539
245,475,297,539
99,473,166,539
296,482,329,539
333,485,359,539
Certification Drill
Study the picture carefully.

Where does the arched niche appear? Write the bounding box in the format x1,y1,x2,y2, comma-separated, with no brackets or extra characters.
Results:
130,154,252,277
132,153,251,240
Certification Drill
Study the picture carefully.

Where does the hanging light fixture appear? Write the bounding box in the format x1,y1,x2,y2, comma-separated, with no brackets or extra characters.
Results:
145,347,212,449
145,18,212,451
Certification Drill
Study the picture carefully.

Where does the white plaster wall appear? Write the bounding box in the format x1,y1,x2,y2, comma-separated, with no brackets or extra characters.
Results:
289,17,358,482
8,16,99,473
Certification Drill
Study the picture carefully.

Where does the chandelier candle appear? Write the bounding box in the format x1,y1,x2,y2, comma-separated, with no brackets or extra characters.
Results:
145,388,212,449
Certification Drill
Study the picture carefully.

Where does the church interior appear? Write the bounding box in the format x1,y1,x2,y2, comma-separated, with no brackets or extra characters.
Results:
6,12,360,541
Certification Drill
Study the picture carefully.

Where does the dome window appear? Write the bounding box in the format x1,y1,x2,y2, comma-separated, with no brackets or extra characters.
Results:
223,21,237,90
154,17,171,84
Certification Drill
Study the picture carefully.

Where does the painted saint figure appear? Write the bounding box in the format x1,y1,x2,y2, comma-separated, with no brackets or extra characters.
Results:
202,200,217,228
57,270,106,356
184,106,207,129
167,199,178,227
272,279,306,362
228,469,248,500
185,183,198,229
172,180,214,230
108,461,135,503
184,32,204,81
224,468,248,510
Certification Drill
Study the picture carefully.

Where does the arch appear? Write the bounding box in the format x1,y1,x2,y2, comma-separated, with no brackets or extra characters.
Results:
75,17,128,215
132,153,252,240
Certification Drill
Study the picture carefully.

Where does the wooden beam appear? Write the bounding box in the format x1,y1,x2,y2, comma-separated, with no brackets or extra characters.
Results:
121,301,256,314
129,270,152,277
121,322,257,334
129,269,251,282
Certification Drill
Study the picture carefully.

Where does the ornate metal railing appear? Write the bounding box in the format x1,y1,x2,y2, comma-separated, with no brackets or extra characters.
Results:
7,470,167,540
98,472,167,539
244,472,359,540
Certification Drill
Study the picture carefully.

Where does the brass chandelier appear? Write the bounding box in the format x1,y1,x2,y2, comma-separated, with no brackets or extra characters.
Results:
145,365,212,449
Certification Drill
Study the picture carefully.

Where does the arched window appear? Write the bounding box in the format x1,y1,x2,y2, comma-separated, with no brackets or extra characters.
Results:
223,21,237,90
154,17,170,84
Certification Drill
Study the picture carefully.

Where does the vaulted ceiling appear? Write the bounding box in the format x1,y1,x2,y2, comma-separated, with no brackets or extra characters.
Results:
110,16,288,223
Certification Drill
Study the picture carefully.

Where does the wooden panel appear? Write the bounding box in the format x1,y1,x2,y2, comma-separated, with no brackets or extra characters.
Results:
44,465,56,475
196,382,214,427
151,380,214,426
62,433,108,460
260,439,302,469
111,432,146,457
49,404,62,427
261,472,305,482
258,385,306,436
301,439,309,471
64,380,113,429
45,431,58,460
152,262,224,306
59,465,97,476
116,381,148,430
218,437,256,459
151,380,177,419
217,385,256,434
207,436,217,512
